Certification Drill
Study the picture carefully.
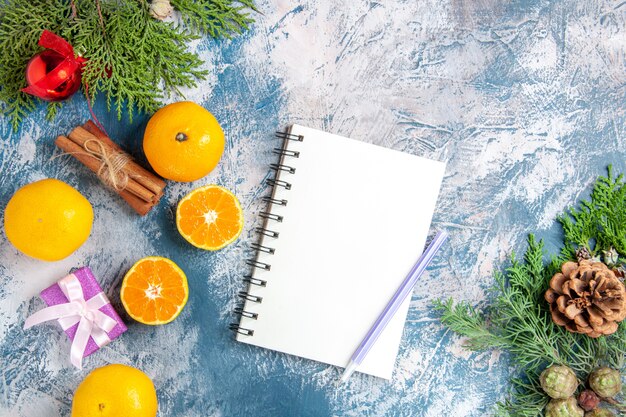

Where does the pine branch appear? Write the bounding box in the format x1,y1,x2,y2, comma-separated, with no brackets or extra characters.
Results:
0,0,64,129
558,165,626,259
0,0,255,128
495,376,548,417
433,299,507,350
435,199,626,416
45,102,62,121
172,0,256,38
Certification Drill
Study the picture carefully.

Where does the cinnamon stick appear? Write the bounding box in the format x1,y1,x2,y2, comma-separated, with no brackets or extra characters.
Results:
55,135,103,181
82,121,166,195
66,127,155,203
55,121,166,216
117,189,156,216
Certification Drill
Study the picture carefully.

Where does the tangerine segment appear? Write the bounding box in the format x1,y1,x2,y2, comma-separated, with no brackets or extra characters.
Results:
176,185,244,251
121,257,189,325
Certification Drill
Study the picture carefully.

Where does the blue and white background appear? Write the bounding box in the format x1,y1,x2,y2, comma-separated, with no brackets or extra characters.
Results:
1,0,625,415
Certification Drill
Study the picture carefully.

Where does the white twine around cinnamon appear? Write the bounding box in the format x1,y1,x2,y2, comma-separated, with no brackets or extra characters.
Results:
54,122,166,215
52,139,132,192
82,139,131,191
53,134,157,204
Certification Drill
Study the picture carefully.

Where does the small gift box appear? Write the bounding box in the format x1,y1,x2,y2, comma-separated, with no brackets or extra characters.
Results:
24,267,127,369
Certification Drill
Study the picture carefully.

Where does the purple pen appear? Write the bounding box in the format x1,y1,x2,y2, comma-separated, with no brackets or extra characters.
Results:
340,230,449,382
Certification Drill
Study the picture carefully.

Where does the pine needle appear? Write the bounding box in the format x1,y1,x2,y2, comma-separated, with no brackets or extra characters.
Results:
172,0,256,38
0,0,256,129
559,165,626,260
434,167,626,416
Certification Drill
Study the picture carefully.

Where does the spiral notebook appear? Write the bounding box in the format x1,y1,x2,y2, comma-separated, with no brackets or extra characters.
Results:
231,125,446,379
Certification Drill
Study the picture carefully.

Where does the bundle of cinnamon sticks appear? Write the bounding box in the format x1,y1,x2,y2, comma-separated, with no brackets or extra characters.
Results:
55,121,166,215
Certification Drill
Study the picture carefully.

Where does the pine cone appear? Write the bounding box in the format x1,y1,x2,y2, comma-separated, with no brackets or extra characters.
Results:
576,247,592,262
545,397,584,417
577,389,600,411
588,367,622,398
545,260,626,337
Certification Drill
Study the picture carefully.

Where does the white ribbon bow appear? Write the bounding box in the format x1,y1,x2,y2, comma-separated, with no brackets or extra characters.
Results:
24,273,117,369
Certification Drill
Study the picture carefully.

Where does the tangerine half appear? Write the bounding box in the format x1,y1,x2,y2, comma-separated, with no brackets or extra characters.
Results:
121,257,189,325
176,185,244,251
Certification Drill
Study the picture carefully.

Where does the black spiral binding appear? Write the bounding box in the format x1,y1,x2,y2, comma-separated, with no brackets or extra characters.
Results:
266,178,292,190
230,130,302,337
270,163,296,174
259,212,283,223
262,196,287,206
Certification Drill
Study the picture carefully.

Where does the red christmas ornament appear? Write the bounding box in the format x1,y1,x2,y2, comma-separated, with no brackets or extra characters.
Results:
22,30,87,101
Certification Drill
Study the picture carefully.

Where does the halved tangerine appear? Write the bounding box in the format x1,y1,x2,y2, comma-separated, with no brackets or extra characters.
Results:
176,185,244,251
120,256,189,325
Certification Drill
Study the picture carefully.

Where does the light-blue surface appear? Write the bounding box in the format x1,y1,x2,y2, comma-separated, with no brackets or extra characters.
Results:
1,1,625,416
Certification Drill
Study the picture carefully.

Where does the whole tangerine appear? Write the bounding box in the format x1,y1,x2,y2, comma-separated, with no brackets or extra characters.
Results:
71,364,158,417
143,101,225,182
3,178,93,261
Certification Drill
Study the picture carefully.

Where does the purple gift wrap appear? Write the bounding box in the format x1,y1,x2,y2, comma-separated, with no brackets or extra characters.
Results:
39,267,127,358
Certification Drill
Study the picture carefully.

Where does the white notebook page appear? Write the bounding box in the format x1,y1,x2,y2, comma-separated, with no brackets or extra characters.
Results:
237,124,446,379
